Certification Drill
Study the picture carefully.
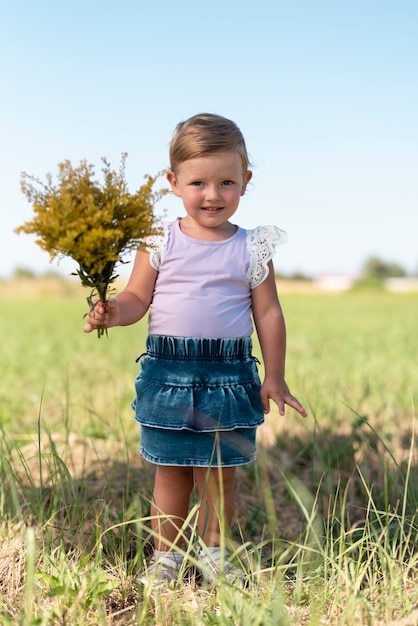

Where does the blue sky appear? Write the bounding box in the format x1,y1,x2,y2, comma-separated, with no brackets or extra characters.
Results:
1,0,417,279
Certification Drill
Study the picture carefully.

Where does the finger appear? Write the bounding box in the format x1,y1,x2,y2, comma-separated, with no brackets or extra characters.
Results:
277,402,285,416
84,306,105,331
88,303,107,321
104,298,118,316
93,302,106,316
263,399,271,414
271,394,286,416
286,396,308,418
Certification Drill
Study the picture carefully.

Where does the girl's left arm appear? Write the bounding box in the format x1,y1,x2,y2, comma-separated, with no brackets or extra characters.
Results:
251,261,307,418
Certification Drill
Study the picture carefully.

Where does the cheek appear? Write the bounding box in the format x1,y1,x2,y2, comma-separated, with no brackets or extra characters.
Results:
182,189,200,205
226,189,243,203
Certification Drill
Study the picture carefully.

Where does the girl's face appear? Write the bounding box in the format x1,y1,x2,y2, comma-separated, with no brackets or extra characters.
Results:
167,152,252,237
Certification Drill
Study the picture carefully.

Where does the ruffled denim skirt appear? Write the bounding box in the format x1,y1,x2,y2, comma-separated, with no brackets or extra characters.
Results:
132,335,264,467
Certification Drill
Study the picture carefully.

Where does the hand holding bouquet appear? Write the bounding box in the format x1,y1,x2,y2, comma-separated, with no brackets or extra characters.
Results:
16,154,165,336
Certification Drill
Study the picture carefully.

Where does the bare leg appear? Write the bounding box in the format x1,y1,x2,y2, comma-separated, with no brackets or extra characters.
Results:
194,466,236,546
151,465,194,551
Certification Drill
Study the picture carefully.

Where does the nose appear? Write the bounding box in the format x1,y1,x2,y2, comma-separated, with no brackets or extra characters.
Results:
205,184,221,201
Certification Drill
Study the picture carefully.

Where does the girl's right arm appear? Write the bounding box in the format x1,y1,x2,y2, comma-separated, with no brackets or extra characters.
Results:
83,250,157,333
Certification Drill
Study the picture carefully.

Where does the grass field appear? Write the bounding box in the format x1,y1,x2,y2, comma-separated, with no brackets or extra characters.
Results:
1,279,418,624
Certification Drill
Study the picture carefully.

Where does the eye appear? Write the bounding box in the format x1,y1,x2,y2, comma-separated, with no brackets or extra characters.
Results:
221,180,234,186
191,181,203,186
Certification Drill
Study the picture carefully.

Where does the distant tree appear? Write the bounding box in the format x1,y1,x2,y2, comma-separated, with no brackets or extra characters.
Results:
288,271,311,281
43,269,64,279
385,262,407,277
13,267,36,279
361,256,407,279
274,270,311,281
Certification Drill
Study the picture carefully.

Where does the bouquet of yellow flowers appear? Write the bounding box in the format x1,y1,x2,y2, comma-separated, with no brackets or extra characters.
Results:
16,154,166,336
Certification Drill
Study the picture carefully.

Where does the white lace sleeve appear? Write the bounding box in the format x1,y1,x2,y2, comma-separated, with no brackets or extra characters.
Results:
246,225,288,288
146,220,169,270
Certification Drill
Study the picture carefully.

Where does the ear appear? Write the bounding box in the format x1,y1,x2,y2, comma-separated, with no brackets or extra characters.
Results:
166,170,181,197
241,170,252,196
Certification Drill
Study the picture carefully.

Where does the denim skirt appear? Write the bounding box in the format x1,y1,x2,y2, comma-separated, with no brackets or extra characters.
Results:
132,335,264,467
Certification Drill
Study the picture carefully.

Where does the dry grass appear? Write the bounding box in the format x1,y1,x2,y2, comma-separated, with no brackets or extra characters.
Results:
3,414,417,624
0,415,308,622
0,523,26,612
2,434,418,624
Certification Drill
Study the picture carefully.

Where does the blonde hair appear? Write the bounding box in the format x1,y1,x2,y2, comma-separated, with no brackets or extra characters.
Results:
169,113,250,176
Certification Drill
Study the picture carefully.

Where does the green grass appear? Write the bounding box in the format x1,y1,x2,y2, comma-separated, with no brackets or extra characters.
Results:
0,297,143,437
1,287,418,624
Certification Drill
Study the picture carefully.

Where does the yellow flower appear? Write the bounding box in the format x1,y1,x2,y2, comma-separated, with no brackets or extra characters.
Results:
16,154,166,336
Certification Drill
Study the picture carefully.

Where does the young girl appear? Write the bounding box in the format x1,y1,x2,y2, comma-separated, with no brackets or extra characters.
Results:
84,113,307,586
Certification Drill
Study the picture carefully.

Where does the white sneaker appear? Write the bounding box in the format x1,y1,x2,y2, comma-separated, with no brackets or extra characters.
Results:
197,546,245,586
139,550,184,588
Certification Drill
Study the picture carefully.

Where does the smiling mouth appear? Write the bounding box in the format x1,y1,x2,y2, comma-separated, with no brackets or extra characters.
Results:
202,207,222,212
